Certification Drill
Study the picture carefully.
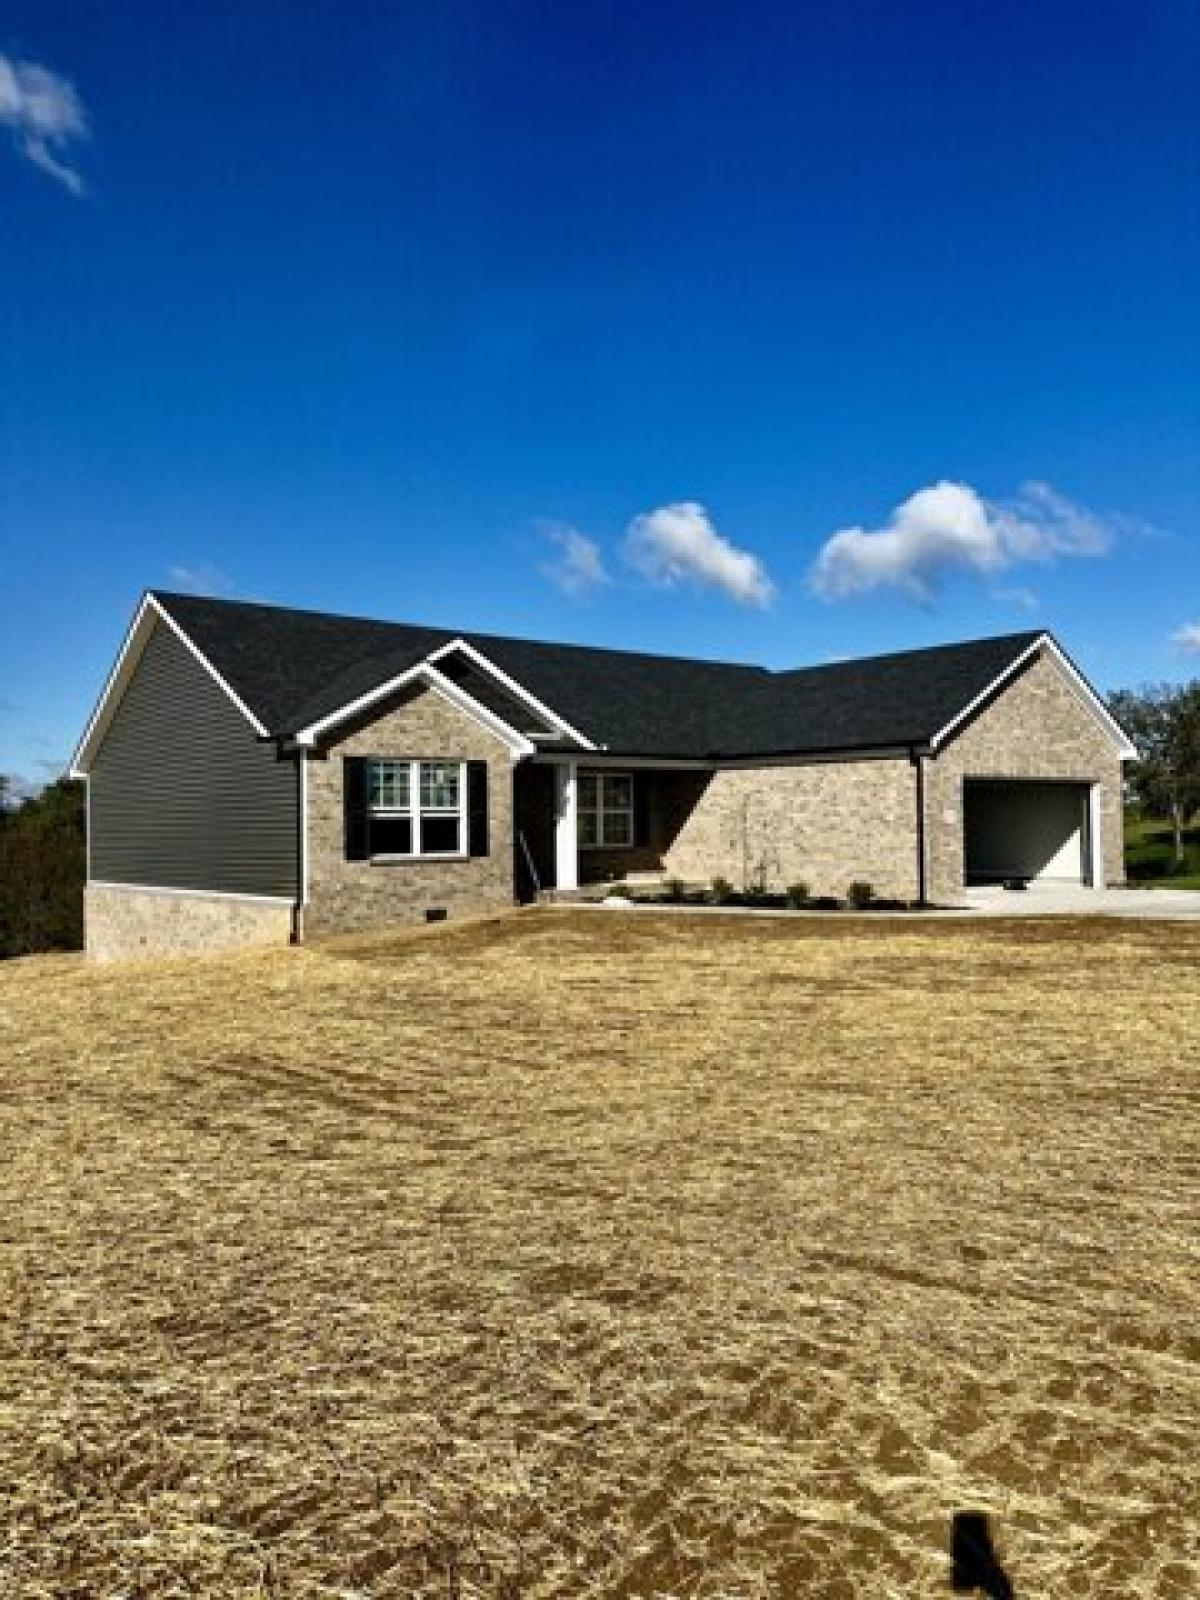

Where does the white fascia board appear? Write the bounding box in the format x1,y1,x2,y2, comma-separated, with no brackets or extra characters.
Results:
70,594,270,777
531,752,713,770
1042,637,1139,760
928,634,1137,760
421,667,536,757
425,637,598,750
69,595,155,777
153,597,271,737
293,662,535,757
528,747,911,770
716,746,914,769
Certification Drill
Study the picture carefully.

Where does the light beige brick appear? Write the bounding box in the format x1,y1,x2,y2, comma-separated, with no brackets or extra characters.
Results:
305,683,515,937
924,649,1124,903
663,759,920,900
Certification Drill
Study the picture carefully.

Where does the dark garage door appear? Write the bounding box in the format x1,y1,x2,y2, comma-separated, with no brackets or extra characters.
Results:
963,780,1092,886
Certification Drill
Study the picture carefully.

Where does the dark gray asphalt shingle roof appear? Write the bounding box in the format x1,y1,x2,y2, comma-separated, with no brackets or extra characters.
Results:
152,591,1044,759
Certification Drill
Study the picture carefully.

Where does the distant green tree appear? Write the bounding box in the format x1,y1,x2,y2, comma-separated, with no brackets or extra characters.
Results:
0,777,85,957
1109,682,1200,864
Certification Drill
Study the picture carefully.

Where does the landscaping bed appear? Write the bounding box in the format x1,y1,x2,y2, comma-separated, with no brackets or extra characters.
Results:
599,876,924,911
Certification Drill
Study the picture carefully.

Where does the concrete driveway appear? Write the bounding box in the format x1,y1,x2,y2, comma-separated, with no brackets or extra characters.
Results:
960,884,1200,920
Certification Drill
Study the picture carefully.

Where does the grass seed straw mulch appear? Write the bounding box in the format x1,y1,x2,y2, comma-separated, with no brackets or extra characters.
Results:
2,910,1199,1596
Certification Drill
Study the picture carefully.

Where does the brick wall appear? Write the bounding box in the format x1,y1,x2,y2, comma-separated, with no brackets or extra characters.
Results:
580,769,711,883
305,682,516,936
924,648,1125,903
662,757,920,900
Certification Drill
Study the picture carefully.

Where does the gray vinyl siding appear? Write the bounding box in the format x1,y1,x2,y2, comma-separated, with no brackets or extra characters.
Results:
90,621,298,896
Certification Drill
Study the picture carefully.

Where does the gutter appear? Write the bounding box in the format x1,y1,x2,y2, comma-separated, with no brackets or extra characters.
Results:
910,745,928,906
291,747,307,945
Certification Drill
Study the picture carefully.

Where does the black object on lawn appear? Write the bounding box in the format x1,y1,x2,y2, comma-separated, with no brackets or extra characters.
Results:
951,1511,1014,1598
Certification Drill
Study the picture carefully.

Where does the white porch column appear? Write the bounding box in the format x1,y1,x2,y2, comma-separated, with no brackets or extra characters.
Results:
554,759,579,891
1087,782,1105,888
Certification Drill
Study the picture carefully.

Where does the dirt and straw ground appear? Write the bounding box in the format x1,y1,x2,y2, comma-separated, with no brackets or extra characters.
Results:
2,909,1199,1598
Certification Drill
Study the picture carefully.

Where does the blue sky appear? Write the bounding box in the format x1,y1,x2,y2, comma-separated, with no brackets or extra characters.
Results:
2,0,1197,783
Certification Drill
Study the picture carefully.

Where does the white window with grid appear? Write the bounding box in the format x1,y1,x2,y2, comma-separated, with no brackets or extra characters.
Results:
366,758,465,858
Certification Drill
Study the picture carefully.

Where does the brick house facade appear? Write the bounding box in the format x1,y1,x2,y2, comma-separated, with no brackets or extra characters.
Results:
73,593,1135,957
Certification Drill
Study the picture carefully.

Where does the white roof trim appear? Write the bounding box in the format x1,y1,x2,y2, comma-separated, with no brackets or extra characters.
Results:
421,666,536,757
69,594,269,777
929,633,1137,759
293,660,535,757
425,638,598,750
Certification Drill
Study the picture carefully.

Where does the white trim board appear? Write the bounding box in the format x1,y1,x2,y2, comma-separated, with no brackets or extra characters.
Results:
293,663,536,757
929,634,1137,760
530,745,914,771
426,639,598,750
87,880,294,905
298,752,309,907
69,594,269,777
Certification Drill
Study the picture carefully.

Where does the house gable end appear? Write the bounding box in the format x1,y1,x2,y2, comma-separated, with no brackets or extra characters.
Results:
929,637,1136,761
88,617,298,898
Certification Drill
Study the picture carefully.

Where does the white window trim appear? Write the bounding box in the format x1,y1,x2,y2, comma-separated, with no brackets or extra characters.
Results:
367,758,468,862
578,769,635,850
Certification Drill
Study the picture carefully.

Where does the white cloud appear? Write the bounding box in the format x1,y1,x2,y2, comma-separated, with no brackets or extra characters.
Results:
168,563,235,597
1172,623,1200,654
537,523,609,597
622,501,775,608
0,54,89,193
990,480,1114,561
992,585,1040,614
810,480,1119,602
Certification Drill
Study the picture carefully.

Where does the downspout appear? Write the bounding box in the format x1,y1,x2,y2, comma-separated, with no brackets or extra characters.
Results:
910,746,928,906
291,748,307,945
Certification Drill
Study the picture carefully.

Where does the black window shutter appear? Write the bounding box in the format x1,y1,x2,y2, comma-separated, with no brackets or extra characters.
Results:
632,773,651,847
467,760,489,856
344,756,370,860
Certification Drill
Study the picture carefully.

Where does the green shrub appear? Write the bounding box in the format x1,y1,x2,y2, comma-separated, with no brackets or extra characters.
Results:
605,881,633,899
710,876,735,905
847,880,875,909
664,876,686,902
785,882,810,909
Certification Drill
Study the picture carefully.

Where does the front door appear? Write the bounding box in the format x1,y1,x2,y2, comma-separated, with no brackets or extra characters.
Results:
513,762,558,900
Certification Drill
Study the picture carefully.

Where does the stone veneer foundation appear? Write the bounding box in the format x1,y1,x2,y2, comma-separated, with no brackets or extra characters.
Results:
85,883,292,961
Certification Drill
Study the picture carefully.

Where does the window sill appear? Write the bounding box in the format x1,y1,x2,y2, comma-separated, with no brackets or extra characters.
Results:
369,853,469,864
579,842,634,851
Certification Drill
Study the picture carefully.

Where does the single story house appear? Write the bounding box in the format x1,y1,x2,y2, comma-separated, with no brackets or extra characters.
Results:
70,591,1136,959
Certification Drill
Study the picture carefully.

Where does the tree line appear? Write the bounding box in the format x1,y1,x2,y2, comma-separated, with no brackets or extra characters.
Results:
0,676,1198,958
0,777,85,958
1109,680,1200,864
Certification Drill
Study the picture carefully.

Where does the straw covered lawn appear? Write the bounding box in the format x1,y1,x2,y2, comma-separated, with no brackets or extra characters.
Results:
2,909,1199,1597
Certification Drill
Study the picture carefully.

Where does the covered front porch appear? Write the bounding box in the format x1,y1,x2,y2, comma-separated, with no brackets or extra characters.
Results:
513,760,713,899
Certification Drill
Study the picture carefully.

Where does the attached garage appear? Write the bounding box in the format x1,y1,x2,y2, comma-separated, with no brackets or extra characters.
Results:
963,779,1098,887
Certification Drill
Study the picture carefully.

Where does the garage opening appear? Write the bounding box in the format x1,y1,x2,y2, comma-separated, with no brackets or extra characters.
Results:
963,780,1094,886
